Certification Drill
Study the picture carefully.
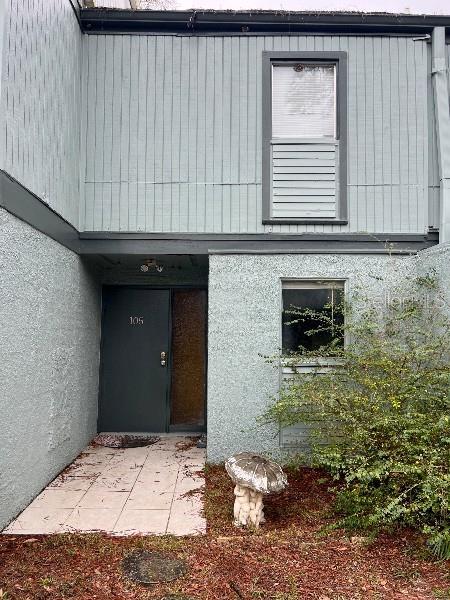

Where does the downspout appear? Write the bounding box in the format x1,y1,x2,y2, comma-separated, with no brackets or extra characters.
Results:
431,27,450,243
0,0,7,170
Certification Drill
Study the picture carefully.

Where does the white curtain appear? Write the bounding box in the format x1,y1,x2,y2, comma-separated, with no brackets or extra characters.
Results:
272,64,336,138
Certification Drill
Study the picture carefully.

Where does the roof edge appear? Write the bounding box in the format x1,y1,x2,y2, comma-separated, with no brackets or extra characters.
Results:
80,9,450,35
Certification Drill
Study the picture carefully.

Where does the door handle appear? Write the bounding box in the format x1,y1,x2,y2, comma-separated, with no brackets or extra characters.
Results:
160,351,167,367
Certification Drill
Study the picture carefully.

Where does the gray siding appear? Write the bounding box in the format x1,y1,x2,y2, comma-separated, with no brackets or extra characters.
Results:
0,0,82,227
81,34,429,234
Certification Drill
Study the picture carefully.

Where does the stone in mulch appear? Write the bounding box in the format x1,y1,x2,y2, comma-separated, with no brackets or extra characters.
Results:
196,434,207,449
121,550,188,586
93,433,160,448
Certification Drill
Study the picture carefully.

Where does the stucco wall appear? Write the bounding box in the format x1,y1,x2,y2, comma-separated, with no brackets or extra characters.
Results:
415,243,450,311
207,252,415,463
0,209,101,530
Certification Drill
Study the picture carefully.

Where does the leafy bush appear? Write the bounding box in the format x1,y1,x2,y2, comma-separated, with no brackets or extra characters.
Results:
262,273,450,558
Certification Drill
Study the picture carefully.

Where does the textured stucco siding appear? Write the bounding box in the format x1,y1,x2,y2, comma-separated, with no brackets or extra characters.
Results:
415,242,450,311
207,252,415,463
0,209,101,530
0,0,82,227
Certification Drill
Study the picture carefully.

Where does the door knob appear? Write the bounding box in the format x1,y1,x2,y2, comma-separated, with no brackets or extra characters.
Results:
160,351,167,366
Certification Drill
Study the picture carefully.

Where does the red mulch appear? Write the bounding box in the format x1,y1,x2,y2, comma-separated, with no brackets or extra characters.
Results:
0,466,448,600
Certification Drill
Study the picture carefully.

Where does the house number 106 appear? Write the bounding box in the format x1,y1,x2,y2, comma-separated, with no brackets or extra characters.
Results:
129,316,144,325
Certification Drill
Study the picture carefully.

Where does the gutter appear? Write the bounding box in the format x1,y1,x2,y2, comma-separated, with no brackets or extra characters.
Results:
431,27,450,243
80,9,450,35
68,0,82,27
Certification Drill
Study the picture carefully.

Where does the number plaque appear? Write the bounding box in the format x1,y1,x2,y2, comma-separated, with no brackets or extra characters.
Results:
129,316,144,325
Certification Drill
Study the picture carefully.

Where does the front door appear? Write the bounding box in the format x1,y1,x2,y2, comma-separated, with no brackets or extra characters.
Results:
99,288,170,432
99,287,207,433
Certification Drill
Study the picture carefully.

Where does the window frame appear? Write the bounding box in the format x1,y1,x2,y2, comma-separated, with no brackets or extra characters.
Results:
280,278,347,358
262,51,348,225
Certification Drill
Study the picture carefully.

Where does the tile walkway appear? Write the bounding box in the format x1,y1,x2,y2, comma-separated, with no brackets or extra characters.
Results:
3,436,206,536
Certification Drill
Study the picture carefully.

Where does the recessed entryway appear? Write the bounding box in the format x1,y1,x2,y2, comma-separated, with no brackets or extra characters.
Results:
98,286,207,433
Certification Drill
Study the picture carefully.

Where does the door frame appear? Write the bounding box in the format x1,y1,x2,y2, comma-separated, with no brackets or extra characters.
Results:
98,284,208,434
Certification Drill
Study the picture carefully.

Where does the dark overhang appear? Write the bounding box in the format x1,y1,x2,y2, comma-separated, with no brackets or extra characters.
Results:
0,170,80,253
80,9,450,35
78,231,438,255
0,169,439,256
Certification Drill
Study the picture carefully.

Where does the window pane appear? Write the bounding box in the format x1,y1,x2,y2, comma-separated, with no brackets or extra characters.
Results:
272,64,336,138
282,286,344,352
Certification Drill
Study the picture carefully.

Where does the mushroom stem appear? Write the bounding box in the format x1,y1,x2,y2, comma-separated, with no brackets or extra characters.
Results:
233,485,264,528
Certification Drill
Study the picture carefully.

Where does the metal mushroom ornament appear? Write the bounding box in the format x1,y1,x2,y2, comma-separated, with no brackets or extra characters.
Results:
225,452,288,528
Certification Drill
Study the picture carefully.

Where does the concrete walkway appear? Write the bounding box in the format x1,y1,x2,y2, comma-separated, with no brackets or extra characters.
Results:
3,436,206,536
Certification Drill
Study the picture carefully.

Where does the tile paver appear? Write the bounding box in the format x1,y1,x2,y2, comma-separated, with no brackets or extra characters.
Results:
47,476,94,491
3,508,73,535
29,488,88,509
2,435,206,536
167,496,206,536
113,508,170,535
126,490,174,510
65,507,123,533
77,486,129,510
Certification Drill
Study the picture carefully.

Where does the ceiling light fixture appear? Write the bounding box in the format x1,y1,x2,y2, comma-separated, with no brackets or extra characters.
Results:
140,258,164,273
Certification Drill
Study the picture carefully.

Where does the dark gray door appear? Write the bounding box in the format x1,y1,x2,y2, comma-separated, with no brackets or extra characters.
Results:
99,288,170,432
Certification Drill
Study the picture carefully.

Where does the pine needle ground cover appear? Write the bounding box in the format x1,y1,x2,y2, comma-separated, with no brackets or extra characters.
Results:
0,466,449,600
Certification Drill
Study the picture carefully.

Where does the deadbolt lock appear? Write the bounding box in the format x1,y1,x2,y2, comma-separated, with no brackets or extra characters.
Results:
160,351,167,366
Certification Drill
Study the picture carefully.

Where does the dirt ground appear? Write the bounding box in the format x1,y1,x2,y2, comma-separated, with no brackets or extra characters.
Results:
0,466,448,600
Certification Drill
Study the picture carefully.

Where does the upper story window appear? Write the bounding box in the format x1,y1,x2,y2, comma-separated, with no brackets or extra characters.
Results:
272,63,336,139
262,52,347,225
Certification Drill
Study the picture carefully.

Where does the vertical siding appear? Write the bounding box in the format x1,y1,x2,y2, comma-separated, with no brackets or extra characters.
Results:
1,0,82,228
81,34,429,234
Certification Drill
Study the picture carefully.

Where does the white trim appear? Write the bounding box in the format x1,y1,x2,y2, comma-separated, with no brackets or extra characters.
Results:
281,279,345,290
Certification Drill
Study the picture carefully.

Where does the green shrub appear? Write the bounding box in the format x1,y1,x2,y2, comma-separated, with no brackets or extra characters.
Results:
261,274,450,558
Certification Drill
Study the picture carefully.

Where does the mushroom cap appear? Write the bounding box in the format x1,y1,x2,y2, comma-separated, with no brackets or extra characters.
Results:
225,452,288,494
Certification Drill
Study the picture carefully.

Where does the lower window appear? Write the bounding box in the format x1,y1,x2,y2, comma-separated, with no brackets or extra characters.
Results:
281,280,345,353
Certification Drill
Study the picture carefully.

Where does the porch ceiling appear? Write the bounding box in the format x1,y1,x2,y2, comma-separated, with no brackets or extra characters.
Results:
99,254,208,269
86,254,209,286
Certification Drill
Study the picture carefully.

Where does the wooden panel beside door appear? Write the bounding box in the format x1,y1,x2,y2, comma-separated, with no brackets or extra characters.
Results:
170,290,207,430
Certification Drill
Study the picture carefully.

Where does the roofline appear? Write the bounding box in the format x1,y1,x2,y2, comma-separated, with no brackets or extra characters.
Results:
80,9,450,35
